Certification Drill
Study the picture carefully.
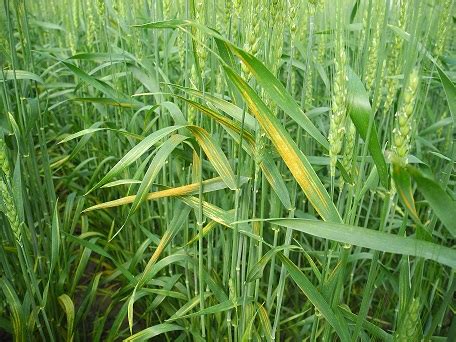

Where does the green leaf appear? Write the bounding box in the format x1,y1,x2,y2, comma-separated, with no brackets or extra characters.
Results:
0,70,44,84
277,253,351,341
339,305,392,341
64,233,112,260
50,200,60,275
71,97,141,108
68,52,134,62
129,134,187,216
436,67,456,125
169,293,213,321
30,19,65,31
269,219,456,268
53,122,104,168
161,101,187,125
167,299,240,321
406,165,456,238
246,245,298,283
86,125,183,193
62,61,142,107
350,0,361,23
347,69,389,188
58,125,106,144
101,179,142,188
123,323,183,342
75,273,102,326
63,233,135,282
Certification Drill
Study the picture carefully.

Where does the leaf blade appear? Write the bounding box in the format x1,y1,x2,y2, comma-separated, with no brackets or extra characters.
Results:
223,66,341,223
270,218,456,268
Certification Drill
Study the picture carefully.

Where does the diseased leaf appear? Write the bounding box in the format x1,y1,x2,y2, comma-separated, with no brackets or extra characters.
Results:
0,279,25,341
257,303,273,342
58,294,75,342
84,176,249,212
188,126,237,190
135,19,352,182
223,65,341,223
392,161,421,225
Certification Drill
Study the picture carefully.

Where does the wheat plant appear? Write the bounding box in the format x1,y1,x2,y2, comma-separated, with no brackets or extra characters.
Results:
0,0,455,341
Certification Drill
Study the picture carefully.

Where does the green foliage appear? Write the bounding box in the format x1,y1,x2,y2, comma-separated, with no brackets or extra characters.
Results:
0,0,455,341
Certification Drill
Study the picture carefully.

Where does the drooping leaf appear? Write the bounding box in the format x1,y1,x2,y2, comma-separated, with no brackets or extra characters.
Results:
217,40,330,151
62,61,142,107
260,153,292,210
246,245,298,282
180,98,291,208
172,85,257,130
144,204,191,272
0,70,44,84
269,219,456,268
339,305,392,341
186,220,218,247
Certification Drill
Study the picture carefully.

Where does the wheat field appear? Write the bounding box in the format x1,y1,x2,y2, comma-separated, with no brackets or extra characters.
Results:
0,0,455,341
